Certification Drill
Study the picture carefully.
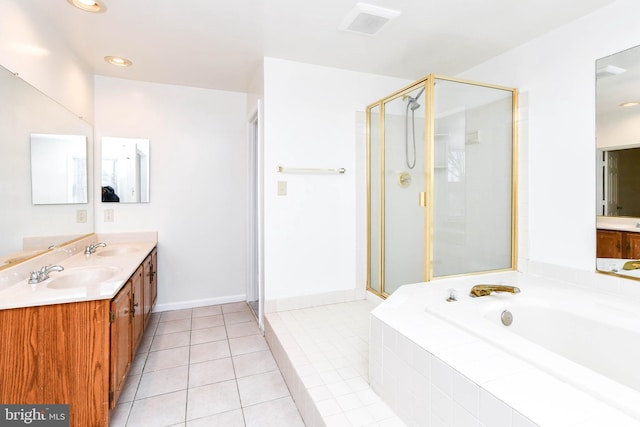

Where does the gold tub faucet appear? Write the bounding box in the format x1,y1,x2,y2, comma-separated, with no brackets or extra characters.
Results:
469,284,521,298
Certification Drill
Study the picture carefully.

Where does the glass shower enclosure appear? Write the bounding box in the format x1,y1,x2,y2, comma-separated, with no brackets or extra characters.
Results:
367,75,517,297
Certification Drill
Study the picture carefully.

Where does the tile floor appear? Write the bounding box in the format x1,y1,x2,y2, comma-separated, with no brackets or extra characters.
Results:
109,302,305,427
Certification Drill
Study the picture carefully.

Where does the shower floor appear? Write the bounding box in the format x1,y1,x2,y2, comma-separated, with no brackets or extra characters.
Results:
265,299,405,426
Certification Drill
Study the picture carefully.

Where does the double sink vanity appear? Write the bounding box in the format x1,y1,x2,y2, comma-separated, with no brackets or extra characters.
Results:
0,232,158,427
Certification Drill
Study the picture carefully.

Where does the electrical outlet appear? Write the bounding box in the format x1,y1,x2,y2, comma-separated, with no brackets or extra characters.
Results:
76,209,87,223
277,181,287,196
104,209,114,222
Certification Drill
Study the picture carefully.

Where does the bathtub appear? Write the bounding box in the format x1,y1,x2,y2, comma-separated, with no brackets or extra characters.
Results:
370,271,640,426
425,276,640,421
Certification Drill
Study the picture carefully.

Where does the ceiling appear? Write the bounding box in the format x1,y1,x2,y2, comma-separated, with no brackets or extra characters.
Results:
597,44,640,115
34,0,615,92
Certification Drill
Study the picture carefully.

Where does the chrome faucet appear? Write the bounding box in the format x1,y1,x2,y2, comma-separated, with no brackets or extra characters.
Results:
469,284,520,298
85,242,107,255
28,265,64,284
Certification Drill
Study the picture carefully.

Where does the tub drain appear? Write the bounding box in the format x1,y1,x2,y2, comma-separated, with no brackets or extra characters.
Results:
501,310,513,326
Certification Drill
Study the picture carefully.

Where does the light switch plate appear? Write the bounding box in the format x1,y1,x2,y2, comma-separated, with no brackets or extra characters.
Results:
76,209,87,223
104,209,114,222
277,181,287,196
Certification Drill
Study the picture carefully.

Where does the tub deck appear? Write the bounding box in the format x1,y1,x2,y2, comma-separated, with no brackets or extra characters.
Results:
266,270,640,426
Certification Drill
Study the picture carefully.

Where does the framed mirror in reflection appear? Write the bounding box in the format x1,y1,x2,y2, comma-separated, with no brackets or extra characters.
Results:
101,137,150,203
596,44,640,278
30,133,88,204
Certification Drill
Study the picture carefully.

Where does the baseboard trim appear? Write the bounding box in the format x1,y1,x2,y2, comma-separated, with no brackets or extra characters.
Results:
154,294,246,312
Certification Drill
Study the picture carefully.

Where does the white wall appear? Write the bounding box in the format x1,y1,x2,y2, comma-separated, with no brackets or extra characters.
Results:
262,58,411,307
459,0,640,272
94,76,248,308
597,107,640,149
0,1,94,121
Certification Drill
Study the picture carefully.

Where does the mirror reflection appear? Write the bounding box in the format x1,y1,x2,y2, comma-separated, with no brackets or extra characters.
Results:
30,133,88,205
0,64,94,270
596,44,640,278
101,137,150,203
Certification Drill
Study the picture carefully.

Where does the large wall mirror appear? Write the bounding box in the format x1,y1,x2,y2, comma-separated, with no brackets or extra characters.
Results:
101,137,150,203
0,64,94,269
596,44,640,278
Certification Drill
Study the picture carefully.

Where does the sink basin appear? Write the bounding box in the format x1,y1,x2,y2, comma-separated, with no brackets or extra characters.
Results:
96,247,141,257
47,266,121,289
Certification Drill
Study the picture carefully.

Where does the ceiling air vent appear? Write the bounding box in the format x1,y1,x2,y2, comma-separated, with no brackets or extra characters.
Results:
596,65,626,78
339,3,401,36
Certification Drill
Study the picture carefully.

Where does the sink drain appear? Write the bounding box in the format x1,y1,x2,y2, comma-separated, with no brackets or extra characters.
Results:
501,310,513,326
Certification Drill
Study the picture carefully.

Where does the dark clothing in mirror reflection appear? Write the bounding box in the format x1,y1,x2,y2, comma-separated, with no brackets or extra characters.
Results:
102,186,120,202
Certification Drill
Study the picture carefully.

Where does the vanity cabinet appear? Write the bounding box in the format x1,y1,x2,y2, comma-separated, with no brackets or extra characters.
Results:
597,229,640,258
110,282,132,408
0,247,157,427
625,232,640,258
597,229,623,258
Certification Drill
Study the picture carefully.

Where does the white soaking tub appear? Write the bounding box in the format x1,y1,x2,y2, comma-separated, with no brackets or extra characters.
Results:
370,271,640,426
425,277,640,420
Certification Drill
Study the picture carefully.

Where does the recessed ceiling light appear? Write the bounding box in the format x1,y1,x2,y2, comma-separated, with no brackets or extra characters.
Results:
67,0,106,13
620,101,640,108
104,56,132,67
339,3,401,36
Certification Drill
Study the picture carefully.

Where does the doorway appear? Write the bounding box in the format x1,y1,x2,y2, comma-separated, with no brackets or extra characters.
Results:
247,101,263,330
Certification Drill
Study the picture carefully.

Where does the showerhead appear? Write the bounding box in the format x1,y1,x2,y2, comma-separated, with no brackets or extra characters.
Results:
407,87,425,110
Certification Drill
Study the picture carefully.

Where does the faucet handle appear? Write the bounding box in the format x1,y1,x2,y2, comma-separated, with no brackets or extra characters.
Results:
28,271,40,284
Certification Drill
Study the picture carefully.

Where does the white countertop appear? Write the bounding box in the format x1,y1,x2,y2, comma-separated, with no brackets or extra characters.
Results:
0,234,156,310
596,216,640,233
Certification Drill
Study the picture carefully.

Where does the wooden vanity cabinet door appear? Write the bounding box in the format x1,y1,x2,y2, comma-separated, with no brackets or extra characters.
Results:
110,282,132,409
596,229,623,258
131,265,145,349
625,232,640,259
150,248,158,308
143,254,152,325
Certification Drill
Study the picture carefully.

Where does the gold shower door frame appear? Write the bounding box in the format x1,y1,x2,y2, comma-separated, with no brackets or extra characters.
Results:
366,74,518,298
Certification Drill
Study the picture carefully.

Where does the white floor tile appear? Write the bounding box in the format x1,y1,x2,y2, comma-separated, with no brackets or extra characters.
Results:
188,358,235,388
232,350,278,378
127,390,187,427
136,365,188,399
224,311,256,325
186,409,245,427
150,331,190,352
155,318,192,335
144,346,190,372
190,340,231,363
191,314,224,330
186,380,241,420
229,334,269,356
192,305,222,318
190,325,227,345
237,371,291,407
160,309,192,322
221,302,250,314
226,321,261,338
242,396,304,427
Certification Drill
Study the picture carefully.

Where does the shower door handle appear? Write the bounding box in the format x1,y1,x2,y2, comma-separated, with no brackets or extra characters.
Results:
419,192,427,207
